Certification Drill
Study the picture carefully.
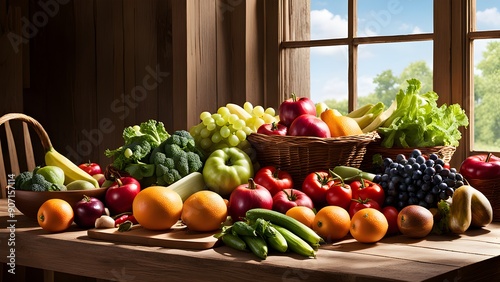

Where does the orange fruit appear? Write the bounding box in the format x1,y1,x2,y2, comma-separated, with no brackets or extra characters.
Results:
397,205,434,238
181,190,228,232
320,109,363,137
312,205,351,242
37,198,74,233
350,208,388,243
286,206,316,229
132,186,183,231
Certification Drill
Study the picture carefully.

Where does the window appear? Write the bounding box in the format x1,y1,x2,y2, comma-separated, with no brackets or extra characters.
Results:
278,0,500,162
470,1,500,151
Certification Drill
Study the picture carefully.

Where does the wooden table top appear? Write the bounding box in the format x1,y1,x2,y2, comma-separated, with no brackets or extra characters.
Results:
1,198,499,282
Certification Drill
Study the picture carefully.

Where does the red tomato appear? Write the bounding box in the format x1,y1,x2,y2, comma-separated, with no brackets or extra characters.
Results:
348,198,380,218
382,206,399,235
325,180,352,210
350,179,385,207
302,171,334,207
78,162,102,176
272,189,314,214
253,166,294,196
257,122,288,136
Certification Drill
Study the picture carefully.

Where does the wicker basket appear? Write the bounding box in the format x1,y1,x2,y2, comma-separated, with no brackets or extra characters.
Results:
247,131,379,189
466,178,500,222
359,139,456,172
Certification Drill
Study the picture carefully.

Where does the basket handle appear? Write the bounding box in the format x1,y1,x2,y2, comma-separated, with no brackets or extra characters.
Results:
0,113,53,151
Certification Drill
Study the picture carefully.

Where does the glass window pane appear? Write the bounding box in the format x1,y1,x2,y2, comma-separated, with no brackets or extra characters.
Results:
472,39,500,152
357,41,433,108
475,1,500,31
357,0,433,37
310,46,349,114
310,0,348,40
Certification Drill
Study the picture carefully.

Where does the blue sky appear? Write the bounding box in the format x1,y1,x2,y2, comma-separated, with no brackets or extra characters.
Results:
310,0,500,103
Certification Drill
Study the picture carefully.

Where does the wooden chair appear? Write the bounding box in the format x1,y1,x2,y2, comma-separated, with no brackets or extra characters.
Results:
0,113,55,282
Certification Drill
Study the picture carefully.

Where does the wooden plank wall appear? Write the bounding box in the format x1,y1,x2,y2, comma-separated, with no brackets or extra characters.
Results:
11,0,269,170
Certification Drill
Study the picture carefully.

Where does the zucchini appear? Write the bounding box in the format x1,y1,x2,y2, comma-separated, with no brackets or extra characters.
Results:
273,225,316,258
242,235,268,260
245,208,324,247
231,221,257,237
221,233,247,251
166,172,206,201
264,225,288,253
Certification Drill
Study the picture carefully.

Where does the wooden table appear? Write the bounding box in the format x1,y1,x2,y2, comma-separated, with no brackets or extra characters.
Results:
1,198,500,282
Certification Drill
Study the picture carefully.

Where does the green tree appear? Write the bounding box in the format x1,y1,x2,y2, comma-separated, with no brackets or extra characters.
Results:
473,41,500,149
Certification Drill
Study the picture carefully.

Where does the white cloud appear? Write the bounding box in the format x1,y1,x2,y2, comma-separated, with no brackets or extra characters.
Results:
312,77,348,103
311,9,348,39
310,9,349,56
476,7,500,28
412,26,423,34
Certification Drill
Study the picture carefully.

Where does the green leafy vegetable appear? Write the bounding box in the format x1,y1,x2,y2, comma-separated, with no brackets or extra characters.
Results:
105,120,170,171
378,79,469,148
433,199,451,235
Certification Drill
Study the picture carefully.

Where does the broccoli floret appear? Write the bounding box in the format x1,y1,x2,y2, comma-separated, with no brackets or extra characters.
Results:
164,143,183,157
31,183,47,192
186,151,203,173
165,130,193,148
105,138,152,170
162,168,182,185
15,171,33,190
156,164,169,177
151,151,167,166
31,174,53,191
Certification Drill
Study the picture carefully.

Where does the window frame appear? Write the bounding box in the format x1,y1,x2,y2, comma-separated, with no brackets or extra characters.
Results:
269,0,500,167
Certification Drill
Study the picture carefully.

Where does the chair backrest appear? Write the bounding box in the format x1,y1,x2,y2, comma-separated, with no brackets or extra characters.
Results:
0,113,52,198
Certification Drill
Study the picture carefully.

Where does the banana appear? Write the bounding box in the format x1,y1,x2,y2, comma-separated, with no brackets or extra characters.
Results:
353,113,375,129
362,100,397,133
346,103,373,118
226,103,252,121
45,147,100,188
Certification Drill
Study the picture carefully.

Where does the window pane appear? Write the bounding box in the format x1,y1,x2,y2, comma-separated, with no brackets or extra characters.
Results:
473,39,500,152
357,0,433,37
357,41,433,108
475,0,500,31
310,46,349,114
310,0,348,40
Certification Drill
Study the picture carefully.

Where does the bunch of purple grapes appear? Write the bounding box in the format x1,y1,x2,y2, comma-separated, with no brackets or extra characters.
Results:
373,149,464,210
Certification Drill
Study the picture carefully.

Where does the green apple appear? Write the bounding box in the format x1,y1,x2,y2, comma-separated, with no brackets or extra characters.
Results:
36,165,65,185
203,147,254,197
315,102,329,117
66,180,96,191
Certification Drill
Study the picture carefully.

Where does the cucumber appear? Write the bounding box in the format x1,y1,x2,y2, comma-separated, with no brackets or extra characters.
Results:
273,225,316,258
245,208,323,247
264,225,288,253
231,221,257,237
242,235,268,260
221,233,247,251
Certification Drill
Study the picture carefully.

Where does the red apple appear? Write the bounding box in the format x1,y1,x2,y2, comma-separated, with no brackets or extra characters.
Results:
278,93,316,127
104,176,141,215
288,114,331,138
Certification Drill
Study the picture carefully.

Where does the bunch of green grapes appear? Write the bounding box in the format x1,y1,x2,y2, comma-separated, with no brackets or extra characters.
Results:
243,102,279,132
190,102,279,160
